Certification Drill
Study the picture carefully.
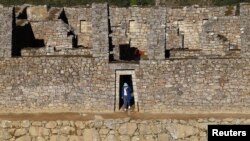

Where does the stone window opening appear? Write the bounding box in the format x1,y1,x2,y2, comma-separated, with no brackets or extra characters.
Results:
202,19,208,25
115,70,139,112
165,49,170,58
119,44,141,61
80,20,87,33
128,20,136,33
181,33,184,49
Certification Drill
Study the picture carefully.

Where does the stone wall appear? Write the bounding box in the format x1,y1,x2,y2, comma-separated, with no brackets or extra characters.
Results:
146,7,166,60
1,118,250,141
109,7,166,58
91,3,109,59
1,4,248,58
166,6,236,50
21,47,92,56
201,16,241,56
0,57,250,113
1,4,250,114
0,7,13,57
30,20,73,50
64,7,93,48
109,7,150,55
136,59,250,113
0,57,115,113
240,3,250,57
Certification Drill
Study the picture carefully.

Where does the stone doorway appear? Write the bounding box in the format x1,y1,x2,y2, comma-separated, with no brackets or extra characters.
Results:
115,70,138,112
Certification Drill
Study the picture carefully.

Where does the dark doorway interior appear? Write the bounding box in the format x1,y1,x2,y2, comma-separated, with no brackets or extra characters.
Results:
165,49,170,58
119,44,141,61
119,75,135,110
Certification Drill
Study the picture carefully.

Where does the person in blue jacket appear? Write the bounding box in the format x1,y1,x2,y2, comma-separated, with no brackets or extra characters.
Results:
121,83,132,111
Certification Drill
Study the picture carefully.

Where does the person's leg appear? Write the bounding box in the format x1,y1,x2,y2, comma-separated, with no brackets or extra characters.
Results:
123,96,128,110
128,98,131,109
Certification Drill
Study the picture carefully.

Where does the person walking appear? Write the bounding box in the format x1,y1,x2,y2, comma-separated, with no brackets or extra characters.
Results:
121,83,132,111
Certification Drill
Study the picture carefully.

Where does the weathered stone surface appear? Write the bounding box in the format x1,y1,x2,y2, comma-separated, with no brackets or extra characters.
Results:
27,6,49,21
166,124,199,139
37,136,46,141
68,135,84,141
1,129,12,140
61,126,75,135
0,7,12,58
32,121,43,126
15,135,31,141
42,128,50,136
131,136,139,141
99,128,109,135
29,127,39,136
83,128,101,141
21,120,30,128
46,121,57,129
14,129,27,137
138,123,152,135
50,135,68,141
105,134,118,141
118,122,137,135
1,120,12,128
119,135,130,141
75,121,84,129
158,133,170,141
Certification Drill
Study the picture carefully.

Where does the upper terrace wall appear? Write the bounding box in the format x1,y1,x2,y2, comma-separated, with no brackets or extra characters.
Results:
166,6,236,50
201,16,241,56
1,4,248,58
31,20,73,50
0,7,12,57
64,7,93,48
109,7,166,59
109,7,161,56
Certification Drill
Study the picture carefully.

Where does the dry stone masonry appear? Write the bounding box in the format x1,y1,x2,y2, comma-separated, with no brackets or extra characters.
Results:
0,3,249,113
0,118,250,141
241,3,250,57
0,6,12,57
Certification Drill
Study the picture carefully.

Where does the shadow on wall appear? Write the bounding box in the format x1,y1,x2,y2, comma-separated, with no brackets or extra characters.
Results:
13,23,45,56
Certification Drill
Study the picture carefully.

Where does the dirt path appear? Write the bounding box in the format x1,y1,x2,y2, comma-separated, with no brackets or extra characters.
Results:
0,112,250,121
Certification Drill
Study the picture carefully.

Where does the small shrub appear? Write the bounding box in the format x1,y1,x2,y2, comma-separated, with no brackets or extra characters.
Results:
130,0,137,6
225,5,234,16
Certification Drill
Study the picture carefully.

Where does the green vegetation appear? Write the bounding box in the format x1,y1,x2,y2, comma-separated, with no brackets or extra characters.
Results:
225,5,234,16
0,0,249,7
130,0,137,6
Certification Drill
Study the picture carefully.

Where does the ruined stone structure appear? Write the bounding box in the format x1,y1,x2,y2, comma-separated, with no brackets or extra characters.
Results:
0,3,250,113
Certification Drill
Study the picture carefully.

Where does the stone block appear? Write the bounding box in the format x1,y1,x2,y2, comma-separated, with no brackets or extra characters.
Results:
118,122,137,135
14,128,27,137
50,135,68,141
46,121,57,129
27,6,49,21
16,135,31,141
83,128,101,141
